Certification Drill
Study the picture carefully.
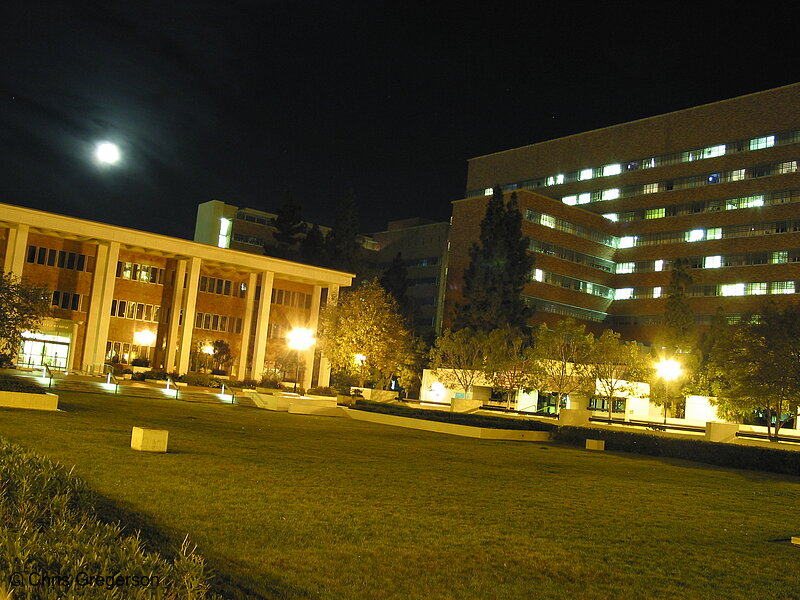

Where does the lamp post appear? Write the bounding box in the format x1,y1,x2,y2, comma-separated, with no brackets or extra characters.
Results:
654,358,682,425
286,328,316,393
201,343,214,373
354,353,367,388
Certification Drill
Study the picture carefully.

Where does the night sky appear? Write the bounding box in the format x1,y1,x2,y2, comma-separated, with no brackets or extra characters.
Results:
2,2,798,240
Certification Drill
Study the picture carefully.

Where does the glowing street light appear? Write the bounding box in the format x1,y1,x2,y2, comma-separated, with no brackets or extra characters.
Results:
95,142,120,165
655,358,682,424
286,328,316,392
354,353,367,388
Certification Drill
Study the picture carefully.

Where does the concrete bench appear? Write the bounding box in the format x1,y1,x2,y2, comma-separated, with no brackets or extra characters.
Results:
585,439,605,451
131,427,169,453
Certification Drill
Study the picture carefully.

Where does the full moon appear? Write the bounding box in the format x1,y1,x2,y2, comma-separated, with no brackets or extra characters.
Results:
95,142,120,164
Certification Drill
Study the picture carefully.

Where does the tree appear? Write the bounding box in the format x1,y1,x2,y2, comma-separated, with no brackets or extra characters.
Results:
530,319,595,414
429,328,488,408
454,188,534,333
211,339,234,374
0,272,50,360
319,280,420,391
483,328,538,410
270,191,307,257
379,252,412,324
590,329,647,422
300,223,326,266
706,303,800,440
324,188,361,272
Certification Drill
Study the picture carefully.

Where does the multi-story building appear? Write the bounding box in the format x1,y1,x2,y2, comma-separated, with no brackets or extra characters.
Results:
1,202,353,387
370,218,450,337
446,83,800,343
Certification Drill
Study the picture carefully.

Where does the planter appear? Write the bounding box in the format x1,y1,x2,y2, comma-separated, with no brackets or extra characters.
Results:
0,390,58,411
131,427,169,453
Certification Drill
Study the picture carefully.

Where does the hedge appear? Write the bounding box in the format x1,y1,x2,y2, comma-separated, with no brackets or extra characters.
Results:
0,373,46,394
553,425,800,476
0,438,220,599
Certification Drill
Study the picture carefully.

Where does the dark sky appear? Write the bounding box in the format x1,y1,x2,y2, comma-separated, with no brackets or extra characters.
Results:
2,2,798,240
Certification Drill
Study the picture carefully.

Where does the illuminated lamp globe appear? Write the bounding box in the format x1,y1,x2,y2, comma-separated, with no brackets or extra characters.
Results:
133,330,156,347
95,142,120,164
286,328,316,351
654,358,682,382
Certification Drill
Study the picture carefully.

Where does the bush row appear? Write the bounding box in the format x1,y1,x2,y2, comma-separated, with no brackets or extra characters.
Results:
352,400,556,431
0,438,220,599
553,426,800,476
0,373,46,394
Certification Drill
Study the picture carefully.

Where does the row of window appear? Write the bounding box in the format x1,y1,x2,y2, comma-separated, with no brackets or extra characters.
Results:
106,341,150,362
622,219,800,248
466,128,799,198
236,210,273,225
232,233,267,247
560,160,798,207
529,239,614,273
28,246,88,271
52,290,83,311
194,312,244,333
526,210,617,247
116,261,168,284
531,269,614,300
614,281,796,300
271,288,312,309
525,296,608,323
616,251,798,274
110,299,162,322
199,276,247,298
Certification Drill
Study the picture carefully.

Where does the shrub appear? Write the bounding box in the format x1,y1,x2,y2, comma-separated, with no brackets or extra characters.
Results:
306,386,336,397
131,357,150,367
178,373,222,388
0,374,46,394
0,437,220,599
259,378,282,389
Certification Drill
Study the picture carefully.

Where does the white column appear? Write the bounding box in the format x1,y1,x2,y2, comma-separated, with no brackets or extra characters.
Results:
82,241,120,371
302,285,323,389
164,260,187,373
250,271,274,380
3,223,29,276
236,272,258,380
317,284,338,388
177,257,202,374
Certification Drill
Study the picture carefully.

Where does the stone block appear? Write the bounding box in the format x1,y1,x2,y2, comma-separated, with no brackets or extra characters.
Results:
586,439,605,451
791,536,800,547
131,427,168,452
559,408,592,426
705,421,740,443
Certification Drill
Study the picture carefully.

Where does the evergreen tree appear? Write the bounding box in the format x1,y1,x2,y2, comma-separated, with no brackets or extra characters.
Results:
300,223,326,266
271,191,307,255
454,187,534,332
654,257,695,355
325,188,361,272
379,252,412,323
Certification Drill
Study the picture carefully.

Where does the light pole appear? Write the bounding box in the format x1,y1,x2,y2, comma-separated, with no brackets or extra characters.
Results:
354,353,367,388
654,358,682,425
286,328,316,393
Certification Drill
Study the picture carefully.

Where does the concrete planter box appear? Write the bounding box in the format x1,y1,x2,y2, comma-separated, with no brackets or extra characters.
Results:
559,409,592,427
586,439,606,451
289,396,344,416
0,390,58,411
131,426,169,452
706,421,740,443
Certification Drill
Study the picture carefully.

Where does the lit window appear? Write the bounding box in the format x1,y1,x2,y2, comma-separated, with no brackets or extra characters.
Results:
730,169,745,181
748,282,768,295
771,251,788,264
642,158,656,169
484,187,493,196
532,269,544,282
547,174,565,186
720,283,745,297
616,262,634,274
645,207,665,220
771,281,795,295
686,229,705,242
602,188,620,201
603,164,622,177
653,286,662,299
703,144,726,159
540,215,556,228
562,195,577,206
654,260,664,272
778,160,798,174
579,168,594,181
707,228,722,240
749,135,775,151
618,236,637,249
578,193,591,204
218,217,232,248
603,213,618,222
704,256,722,269
614,288,633,300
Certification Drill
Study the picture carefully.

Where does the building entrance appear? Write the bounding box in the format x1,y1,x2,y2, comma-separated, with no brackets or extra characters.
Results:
17,333,71,370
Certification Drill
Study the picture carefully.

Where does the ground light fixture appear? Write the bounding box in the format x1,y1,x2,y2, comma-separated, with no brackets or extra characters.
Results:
654,358,682,424
286,328,316,392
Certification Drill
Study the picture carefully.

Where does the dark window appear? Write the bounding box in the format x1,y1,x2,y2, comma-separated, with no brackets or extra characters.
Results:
37,247,46,265
52,291,61,306
224,280,231,296
47,249,56,266
76,254,85,271
66,252,76,269
26,245,36,263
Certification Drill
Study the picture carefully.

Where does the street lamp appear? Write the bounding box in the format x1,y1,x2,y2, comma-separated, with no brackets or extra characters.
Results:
655,358,682,424
201,343,214,373
286,328,316,392
354,353,367,388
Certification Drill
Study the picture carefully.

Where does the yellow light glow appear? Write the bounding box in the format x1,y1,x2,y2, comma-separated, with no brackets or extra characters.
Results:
655,358,682,381
133,330,156,347
354,353,367,365
202,344,214,355
286,327,316,351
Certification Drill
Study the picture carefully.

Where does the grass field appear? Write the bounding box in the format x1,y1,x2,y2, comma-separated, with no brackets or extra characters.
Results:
1,391,799,600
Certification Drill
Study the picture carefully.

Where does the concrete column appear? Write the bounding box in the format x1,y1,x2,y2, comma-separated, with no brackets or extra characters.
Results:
164,260,187,373
176,257,202,374
236,272,259,381
249,271,274,380
317,284,338,388
67,321,79,371
3,223,30,276
82,241,120,371
302,285,323,389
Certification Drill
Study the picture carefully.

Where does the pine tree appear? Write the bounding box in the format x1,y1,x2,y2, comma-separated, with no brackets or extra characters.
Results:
379,252,412,323
300,223,326,266
454,187,534,332
272,191,307,255
325,188,361,272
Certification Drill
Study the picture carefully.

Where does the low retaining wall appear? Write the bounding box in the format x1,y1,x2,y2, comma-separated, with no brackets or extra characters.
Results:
0,390,59,411
346,409,551,442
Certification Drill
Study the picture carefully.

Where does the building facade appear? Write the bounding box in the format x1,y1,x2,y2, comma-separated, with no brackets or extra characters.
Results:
1,202,353,387
446,83,800,343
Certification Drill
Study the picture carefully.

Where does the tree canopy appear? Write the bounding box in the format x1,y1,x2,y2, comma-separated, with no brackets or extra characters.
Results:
270,191,307,257
429,328,488,403
454,187,534,333
319,280,421,391
0,272,51,360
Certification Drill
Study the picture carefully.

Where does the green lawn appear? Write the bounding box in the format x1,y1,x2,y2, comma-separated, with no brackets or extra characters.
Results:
1,391,799,600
